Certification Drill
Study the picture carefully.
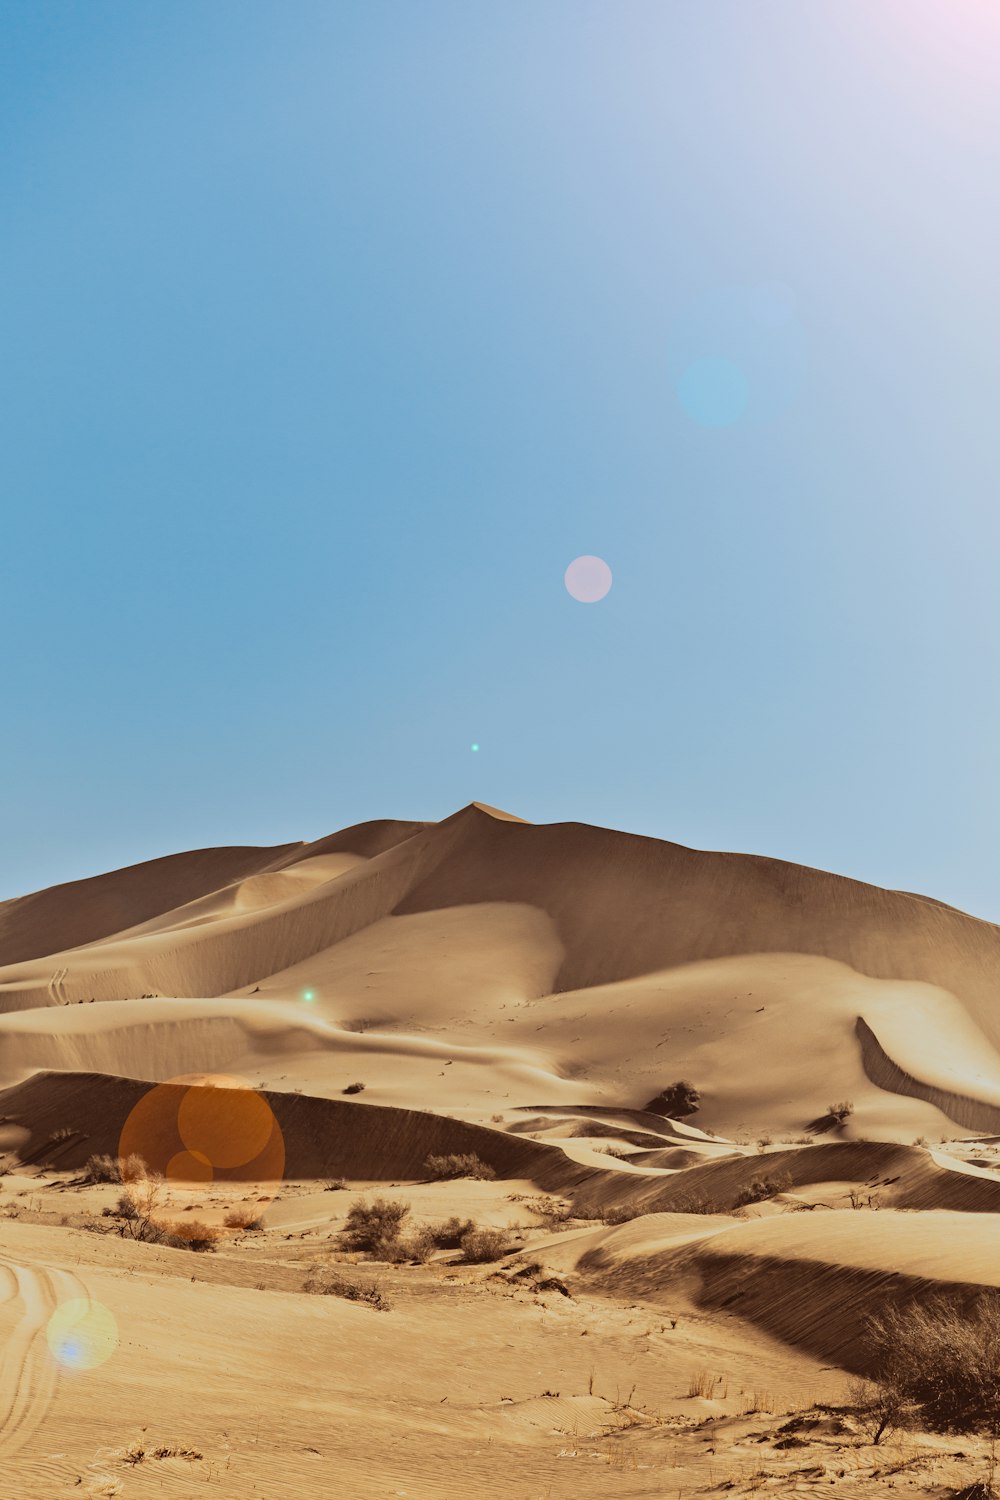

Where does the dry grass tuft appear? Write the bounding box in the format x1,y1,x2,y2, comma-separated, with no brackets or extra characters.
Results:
424,1153,496,1181
302,1269,391,1310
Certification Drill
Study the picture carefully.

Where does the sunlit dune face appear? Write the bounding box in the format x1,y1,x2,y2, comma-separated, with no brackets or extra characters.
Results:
117,1074,285,1236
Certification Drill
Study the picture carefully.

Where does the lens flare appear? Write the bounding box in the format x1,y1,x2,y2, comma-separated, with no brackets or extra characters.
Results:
676,356,749,428
117,1073,286,1236
47,1299,118,1371
564,555,612,603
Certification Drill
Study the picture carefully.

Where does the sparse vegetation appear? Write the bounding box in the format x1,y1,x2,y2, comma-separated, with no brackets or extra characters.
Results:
341,1196,411,1254
302,1270,391,1309
687,1369,722,1398
460,1227,509,1263
342,1081,366,1094
644,1081,701,1118
867,1293,1000,1433
668,1190,714,1214
84,1152,149,1185
424,1152,496,1181
734,1172,793,1207
508,1194,574,1222
223,1208,265,1231
426,1215,476,1247
848,1376,912,1445
827,1100,854,1123
98,1176,217,1251
169,1219,220,1251
574,1202,646,1225
324,1177,347,1191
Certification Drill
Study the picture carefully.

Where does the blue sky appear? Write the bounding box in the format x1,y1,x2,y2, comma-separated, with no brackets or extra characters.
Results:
3,1,1000,916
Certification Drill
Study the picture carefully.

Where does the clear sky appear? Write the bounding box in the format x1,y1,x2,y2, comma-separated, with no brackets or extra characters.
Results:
3,2,1000,916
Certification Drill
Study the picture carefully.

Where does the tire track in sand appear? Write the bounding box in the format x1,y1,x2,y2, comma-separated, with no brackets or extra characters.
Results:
0,1258,89,1459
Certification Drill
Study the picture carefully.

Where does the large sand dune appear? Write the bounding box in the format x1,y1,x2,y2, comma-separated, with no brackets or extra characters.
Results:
5,804,1000,1494
4,802,1000,1138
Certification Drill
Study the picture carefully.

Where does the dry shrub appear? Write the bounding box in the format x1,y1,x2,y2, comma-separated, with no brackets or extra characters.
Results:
669,1191,714,1214
644,1081,701,1118
427,1215,476,1247
460,1227,508,1263
868,1293,1000,1433
848,1377,912,1445
85,1152,149,1184
167,1219,220,1251
342,1081,365,1095
302,1270,391,1309
734,1172,793,1207
424,1153,496,1181
341,1197,410,1254
223,1208,265,1231
379,1227,434,1264
514,1194,574,1222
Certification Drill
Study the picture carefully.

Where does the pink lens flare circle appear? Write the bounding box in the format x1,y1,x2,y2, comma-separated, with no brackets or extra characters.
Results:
564,555,612,603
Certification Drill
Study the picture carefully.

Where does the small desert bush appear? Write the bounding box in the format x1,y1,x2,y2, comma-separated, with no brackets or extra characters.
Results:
595,1203,645,1225
460,1227,509,1263
827,1101,854,1123
734,1172,793,1207
847,1376,912,1445
341,1197,410,1254
573,1201,646,1224
324,1178,347,1191
426,1215,476,1248
517,1194,574,1222
669,1191,714,1215
424,1152,496,1181
223,1208,265,1231
867,1293,1000,1432
644,1080,701,1118
342,1081,365,1095
84,1154,120,1184
84,1152,149,1185
377,1225,437,1264
167,1219,220,1252
302,1270,391,1309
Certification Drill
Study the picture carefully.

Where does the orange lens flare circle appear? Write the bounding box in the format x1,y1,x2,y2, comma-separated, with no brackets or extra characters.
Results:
117,1074,285,1238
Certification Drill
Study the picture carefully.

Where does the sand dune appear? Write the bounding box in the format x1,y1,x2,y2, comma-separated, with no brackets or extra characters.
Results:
5,803,1000,1142
575,1206,1000,1371
5,804,1000,1493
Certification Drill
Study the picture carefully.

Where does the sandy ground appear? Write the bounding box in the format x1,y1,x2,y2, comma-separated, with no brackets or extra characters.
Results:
2,803,1000,1495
